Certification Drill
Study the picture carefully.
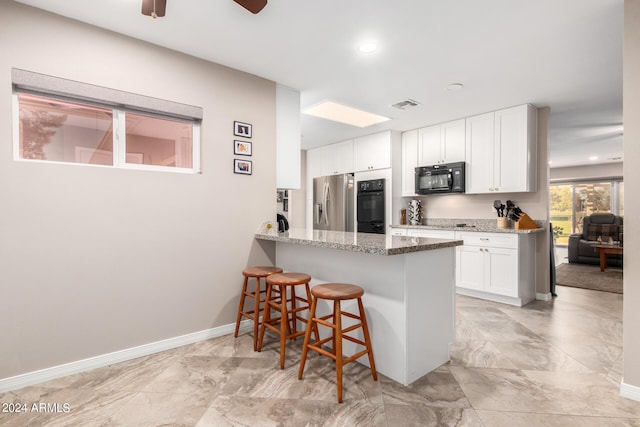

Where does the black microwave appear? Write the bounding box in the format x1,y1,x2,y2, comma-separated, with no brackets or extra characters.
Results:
415,162,465,195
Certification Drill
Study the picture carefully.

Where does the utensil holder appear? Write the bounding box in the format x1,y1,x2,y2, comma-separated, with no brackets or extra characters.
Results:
497,217,509,229
515,213,538,230
407,200,422,225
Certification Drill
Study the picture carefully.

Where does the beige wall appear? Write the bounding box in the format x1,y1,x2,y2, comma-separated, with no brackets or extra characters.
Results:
0,2,276,379
623,0,640,391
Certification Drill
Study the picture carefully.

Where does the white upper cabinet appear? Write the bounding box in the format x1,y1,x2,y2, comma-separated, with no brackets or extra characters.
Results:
320,140,354,176
417,119,465,166
307,140,354,178
465,104,537,194
494,105,537,193
276,84,301,188
354,131,392,172
401,129,418,196
306,146,323,179
465,112,496,193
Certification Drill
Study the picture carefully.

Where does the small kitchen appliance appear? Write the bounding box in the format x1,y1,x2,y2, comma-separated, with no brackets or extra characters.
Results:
277,213,289,232
415,162,465,195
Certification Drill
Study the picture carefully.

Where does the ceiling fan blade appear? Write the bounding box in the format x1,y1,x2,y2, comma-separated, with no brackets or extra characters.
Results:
142,0,167,17
233,0,268,14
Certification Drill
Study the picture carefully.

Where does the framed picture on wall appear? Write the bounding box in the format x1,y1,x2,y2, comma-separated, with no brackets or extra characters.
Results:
234,140,252,156
234,159,252,175
234,121,252,138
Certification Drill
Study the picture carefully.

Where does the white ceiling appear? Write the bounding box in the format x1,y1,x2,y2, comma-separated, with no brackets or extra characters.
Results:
14,0,624,168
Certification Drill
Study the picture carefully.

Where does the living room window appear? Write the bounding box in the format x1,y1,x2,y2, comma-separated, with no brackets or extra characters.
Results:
550,180,623,245
12,69,202,173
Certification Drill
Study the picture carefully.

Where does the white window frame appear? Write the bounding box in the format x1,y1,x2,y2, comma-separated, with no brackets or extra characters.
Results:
11,69,202,174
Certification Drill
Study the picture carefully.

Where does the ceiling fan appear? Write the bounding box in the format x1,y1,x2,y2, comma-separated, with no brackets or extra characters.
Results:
142,0,268,18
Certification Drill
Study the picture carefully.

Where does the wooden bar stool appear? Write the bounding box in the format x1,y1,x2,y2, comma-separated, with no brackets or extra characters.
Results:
234,266,283,351
298,283,377,403
257,272,319,369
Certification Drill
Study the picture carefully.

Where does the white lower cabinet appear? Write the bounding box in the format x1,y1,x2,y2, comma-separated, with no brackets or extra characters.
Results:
389,227,537,306
455,231,535,306
407,229,455,239
390,228,407,236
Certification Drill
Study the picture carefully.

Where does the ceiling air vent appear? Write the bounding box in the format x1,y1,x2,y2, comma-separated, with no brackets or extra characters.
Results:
390,99,421,110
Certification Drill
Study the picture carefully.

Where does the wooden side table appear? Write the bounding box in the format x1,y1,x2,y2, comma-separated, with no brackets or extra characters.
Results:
594,244,623,272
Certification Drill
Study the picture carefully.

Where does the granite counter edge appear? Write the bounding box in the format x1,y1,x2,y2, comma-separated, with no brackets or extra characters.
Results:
255,233,463,256
391,224,546,234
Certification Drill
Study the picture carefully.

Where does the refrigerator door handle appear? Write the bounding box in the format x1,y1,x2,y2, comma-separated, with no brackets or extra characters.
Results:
315,203,322,224
322,181,330,225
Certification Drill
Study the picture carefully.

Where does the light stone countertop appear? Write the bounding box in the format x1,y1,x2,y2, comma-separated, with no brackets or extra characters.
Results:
255,228,463,256
391,218,546,234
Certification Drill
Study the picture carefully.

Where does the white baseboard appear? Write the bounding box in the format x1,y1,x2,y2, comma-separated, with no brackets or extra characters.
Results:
536,292,553,301
456,287,529,307
0,320,250,393
620,379,640,402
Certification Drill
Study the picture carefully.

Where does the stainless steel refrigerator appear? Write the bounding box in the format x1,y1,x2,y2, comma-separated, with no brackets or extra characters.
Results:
313,173,355,232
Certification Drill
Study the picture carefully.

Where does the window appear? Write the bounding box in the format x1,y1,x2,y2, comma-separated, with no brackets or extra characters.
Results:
550,180,623,245
12,69,202,173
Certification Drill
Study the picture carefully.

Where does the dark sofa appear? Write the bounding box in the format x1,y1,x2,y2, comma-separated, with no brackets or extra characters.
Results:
568,213,623,266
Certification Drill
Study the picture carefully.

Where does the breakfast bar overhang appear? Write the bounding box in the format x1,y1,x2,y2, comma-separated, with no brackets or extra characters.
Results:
255,228,463,386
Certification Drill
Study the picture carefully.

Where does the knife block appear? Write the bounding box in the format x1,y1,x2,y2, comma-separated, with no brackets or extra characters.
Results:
515,213,538,230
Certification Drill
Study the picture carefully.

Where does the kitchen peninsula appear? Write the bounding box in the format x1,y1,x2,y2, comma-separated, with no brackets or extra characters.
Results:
255,228,463,386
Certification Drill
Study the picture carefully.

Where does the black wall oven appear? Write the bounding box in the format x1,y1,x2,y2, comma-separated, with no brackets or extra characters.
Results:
415,162,465,195
357,179,385,234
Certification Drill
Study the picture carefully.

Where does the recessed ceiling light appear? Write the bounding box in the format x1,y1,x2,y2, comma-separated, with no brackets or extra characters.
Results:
303,100,390,128
589,156,599,161
358,42,378,53
446,83,464,91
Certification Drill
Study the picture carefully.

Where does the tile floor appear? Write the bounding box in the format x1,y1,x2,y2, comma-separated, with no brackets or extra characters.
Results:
1,285,639,426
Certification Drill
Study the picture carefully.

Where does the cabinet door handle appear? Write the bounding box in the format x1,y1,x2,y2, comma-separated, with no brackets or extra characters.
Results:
480,238,489,241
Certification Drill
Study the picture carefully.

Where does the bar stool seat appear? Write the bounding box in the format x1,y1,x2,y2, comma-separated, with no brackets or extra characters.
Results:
234,266,283,351
257,272,319,369
298,283,377,403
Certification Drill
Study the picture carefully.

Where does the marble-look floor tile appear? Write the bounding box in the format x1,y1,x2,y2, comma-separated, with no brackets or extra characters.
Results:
450,366,640,418
108,390,213,427
384,403,483,427
450,339,519,370
522,369,640,418
492,339,592,373
550,341,622,375
449,366,554,413
196,395,388,427
607,351,625,385
380,366,470,409
0,387,137,427
476,409,640,427
1,285,635,426
458,315,541,344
